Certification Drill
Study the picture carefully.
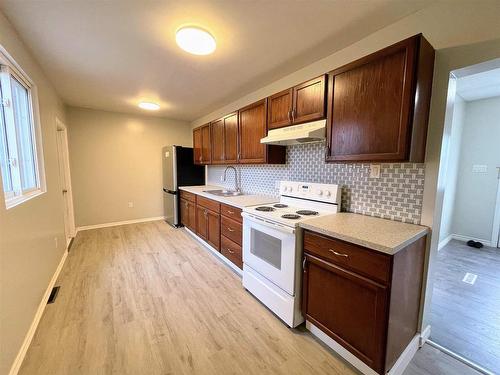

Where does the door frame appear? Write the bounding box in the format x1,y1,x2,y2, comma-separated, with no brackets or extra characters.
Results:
492,171,500,247
55,117,76,244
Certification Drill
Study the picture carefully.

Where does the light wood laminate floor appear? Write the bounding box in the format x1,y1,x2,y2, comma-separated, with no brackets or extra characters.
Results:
429,239,500,374
20,221,480,375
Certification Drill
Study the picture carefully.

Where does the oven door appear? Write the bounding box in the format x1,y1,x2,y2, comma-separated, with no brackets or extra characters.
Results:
242,213,297,295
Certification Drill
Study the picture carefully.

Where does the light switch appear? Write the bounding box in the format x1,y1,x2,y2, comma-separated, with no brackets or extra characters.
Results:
370,164,381,179
472,164,487,173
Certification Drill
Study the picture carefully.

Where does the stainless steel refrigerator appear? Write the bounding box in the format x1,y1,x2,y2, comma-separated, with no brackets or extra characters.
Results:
162,146,205,227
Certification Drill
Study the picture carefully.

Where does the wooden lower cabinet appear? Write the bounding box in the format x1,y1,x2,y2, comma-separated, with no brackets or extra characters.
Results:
206,209,220,250
221,235,242,269
196,205,208,241
302,231,426,374
180,198,196,231
303,254,388,372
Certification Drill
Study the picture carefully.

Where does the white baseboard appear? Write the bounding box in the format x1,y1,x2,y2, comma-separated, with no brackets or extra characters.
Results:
419,325,431,347
184,227,243,277
8,248,69,375
307,321,423,375
76,216,166,232
450,233,492,247
387,334,420,375
438,235,453,251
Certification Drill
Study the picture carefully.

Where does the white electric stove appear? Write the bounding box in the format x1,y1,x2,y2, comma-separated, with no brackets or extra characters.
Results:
241,181,341,327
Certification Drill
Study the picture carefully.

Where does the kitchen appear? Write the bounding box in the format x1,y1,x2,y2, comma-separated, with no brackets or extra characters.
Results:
1,2,500,375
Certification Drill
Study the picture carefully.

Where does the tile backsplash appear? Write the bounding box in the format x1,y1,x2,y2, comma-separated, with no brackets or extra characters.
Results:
207,142,425,224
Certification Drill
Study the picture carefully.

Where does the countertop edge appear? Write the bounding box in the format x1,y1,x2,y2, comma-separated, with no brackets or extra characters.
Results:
179,186,277,208
299,221,429,255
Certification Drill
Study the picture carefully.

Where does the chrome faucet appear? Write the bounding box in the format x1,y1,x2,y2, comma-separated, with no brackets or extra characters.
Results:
223,166,240,192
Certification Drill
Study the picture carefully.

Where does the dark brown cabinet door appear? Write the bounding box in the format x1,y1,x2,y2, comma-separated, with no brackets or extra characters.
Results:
224,112,238,163
206,210,220,250
292,75,327,124
326,35,434,162
180,198,189,227
268,88,293,130
303,254,388,374
238,99,268,164
187,201,196,231
196,205,208,240
210,119,225,164
201,124,211,164
193,127,202,165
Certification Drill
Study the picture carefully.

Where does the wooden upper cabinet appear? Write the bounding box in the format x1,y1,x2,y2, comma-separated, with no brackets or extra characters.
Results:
268,88,293,129
326,34,434,163
211,113,238,164
201,123,211,164
238,99,268,163
292,75,327,124
267,75,327,130
193,127,202,165
210,119,225,164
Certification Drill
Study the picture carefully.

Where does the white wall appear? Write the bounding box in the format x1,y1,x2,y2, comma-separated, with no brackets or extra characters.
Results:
67,107,192,227
439,94,466,245
0,12,67,375
451,96,500,242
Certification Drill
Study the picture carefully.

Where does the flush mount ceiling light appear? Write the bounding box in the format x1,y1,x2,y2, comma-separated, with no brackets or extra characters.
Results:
175,26,216,55
138,102,160,110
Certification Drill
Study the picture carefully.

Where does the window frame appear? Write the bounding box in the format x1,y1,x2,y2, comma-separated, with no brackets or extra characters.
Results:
0,45,46,209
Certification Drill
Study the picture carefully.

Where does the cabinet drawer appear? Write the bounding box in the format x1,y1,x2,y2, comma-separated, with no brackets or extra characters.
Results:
304,231,391,284
180,190,196,202
221,216,242,246
197,195,220,213
220,203,242,223
221,236,242,269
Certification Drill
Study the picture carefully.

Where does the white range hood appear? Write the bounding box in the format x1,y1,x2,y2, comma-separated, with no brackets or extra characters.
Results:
260,120,326,146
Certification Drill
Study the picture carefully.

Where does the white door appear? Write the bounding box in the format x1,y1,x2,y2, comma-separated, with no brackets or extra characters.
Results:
56,118,75,245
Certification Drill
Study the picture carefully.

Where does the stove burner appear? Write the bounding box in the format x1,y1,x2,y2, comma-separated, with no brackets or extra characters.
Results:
255,206,275,212
296,210,319,216
281,214,301,220
273,204,288,208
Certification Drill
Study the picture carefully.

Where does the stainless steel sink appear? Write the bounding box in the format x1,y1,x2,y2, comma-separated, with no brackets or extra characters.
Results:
204,189,244,197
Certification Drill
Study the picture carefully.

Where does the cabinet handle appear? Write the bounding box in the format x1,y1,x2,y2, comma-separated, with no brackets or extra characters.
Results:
291,108,296,122
226,210,234,214
227,248,234,254
204,209,208,218
329,249,349,258
226,227,235,232
302,257,307,272
287,109,292,123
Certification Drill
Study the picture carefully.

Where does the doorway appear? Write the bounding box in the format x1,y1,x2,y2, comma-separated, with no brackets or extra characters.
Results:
55,118,75,246
428,59,500,375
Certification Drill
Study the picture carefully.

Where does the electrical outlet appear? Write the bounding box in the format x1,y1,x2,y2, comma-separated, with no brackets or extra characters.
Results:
369,164,381,179
128,202,134,208
472,164,487,173
275,181,280,189
54,237,58,249
220,175,224,182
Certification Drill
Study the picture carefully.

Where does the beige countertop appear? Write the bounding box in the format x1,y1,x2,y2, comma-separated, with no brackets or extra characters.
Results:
299,213,428,255
179,185,277,209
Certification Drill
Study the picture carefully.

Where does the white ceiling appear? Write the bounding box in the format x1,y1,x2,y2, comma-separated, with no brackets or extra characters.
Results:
0,0,433,121
457,67,500,101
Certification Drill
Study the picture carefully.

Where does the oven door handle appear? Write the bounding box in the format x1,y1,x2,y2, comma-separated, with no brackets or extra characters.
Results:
241,212,295,234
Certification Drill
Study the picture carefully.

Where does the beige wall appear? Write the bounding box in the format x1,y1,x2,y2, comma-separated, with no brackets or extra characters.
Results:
66,107,191,227
0,12,67,375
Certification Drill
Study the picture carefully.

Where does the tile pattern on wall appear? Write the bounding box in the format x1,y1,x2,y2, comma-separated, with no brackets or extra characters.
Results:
207,142,425,224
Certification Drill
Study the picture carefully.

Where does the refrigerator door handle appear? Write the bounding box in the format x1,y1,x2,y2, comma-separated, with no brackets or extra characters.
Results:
163,188,177,195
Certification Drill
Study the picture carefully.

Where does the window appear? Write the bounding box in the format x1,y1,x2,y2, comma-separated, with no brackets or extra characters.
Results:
0,48,45,208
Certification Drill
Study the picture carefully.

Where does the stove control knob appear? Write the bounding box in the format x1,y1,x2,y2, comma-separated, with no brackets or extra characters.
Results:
317,190,323,196
325,190,331,197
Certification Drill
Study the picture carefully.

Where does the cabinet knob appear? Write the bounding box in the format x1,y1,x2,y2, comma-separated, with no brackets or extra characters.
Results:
226,227,235,232
227,248,234,254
